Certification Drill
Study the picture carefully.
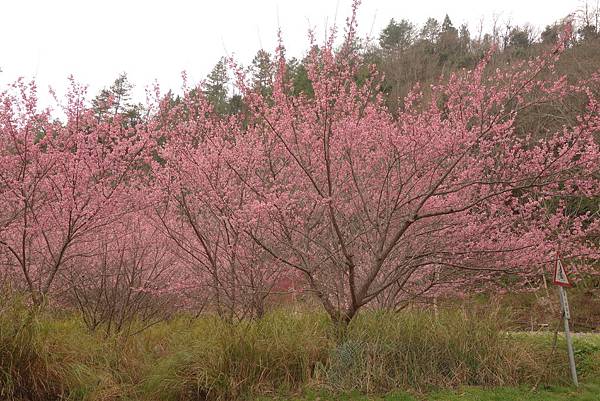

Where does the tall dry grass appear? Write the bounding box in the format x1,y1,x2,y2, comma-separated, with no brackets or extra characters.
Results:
1,291,596,401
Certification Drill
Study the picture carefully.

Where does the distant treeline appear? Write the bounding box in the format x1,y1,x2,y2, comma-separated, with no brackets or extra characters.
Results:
95,4,600,122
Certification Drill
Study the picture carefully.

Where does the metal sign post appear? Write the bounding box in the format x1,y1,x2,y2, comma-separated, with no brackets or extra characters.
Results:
553,256,578,387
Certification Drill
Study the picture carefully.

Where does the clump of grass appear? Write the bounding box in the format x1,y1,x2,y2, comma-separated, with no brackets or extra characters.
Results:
0,293,61,400
322,308,571,392
0,291,121,401
511,331,600,382
140,309,333,400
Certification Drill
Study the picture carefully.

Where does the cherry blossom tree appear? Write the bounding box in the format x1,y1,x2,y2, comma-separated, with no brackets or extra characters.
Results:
152,88,283,320
222,9,599,323
0,79,153,304
62,212,179,335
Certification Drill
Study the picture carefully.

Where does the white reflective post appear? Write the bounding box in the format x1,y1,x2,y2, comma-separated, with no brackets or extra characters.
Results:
558,285,578,387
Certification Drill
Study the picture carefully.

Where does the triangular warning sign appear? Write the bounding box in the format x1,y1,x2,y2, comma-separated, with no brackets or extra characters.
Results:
553,257,572,287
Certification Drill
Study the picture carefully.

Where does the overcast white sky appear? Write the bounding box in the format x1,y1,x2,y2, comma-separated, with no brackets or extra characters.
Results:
0,0,584,106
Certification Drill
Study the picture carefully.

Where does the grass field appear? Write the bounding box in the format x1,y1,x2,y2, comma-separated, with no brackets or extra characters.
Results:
1,292,599,401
